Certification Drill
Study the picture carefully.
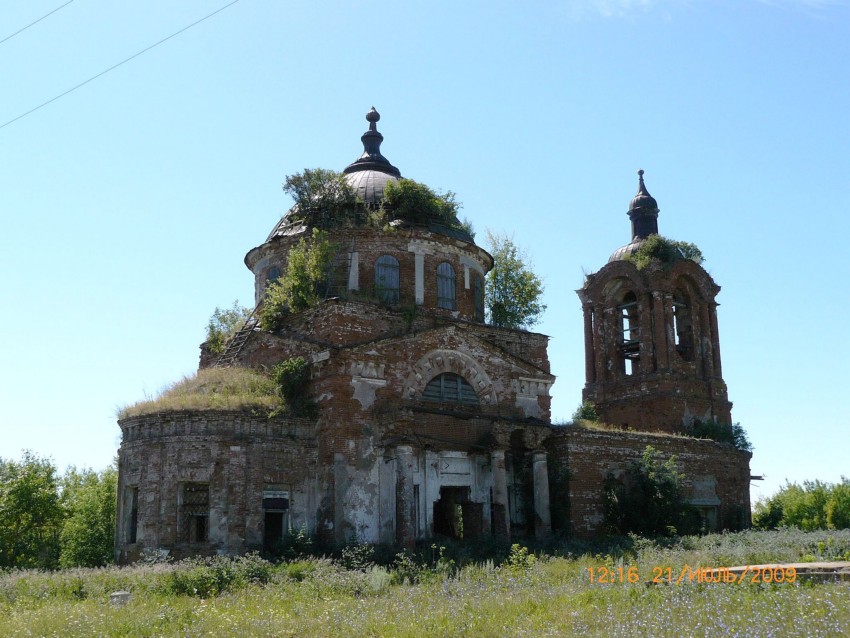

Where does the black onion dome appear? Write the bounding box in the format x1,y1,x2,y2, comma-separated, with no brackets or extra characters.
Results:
628,169,658,213
343,107,401,203
609,169,661,263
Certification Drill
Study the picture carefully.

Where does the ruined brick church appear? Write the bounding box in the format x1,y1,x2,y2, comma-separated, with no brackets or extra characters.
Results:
115,109,751,562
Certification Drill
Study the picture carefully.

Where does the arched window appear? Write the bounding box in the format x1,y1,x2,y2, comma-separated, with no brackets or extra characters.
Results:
618,291,639,375
423,373,479,405
437,262,456,310
266,266,281,284
473,273,485,323
375,255,400,304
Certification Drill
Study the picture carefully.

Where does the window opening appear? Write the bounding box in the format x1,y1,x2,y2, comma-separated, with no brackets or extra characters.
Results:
266,266,282,284
375,255,400,304
436,262,456,310
473,273,485,322
673,291,695,361
618,292,640,375
127,486,138,544
181,483,209,544
422,372,479,405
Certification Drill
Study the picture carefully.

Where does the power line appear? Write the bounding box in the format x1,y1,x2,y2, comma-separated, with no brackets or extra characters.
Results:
0,1,75,47
0,0,242,131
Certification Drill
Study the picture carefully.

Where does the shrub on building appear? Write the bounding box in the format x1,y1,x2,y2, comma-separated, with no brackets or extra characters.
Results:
603,445,700,536
260,229,335,330
624,234,704,270
686,418,753,452
206,301,252,355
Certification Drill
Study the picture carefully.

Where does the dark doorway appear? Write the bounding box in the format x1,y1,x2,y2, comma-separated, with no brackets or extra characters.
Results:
264,512,285,552
433,486,482,540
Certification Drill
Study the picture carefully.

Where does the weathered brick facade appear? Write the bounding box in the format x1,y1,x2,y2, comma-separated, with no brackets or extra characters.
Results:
115,114,750,562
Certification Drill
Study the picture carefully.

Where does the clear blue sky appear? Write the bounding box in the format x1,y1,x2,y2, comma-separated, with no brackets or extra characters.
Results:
1,0,848,504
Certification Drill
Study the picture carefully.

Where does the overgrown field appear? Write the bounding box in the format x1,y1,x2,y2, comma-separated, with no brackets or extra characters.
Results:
2,530,849,638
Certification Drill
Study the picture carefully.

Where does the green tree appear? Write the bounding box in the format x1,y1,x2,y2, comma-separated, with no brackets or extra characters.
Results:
604,446,699,536
572,401,599,422
283,168,358,212
686,418,753,452
59,465,118,568
0,451,64,569
260,229,335,331
485,231,546,329
379,178,460,226
206,301,252,355
271,357,314,417
753,478,850,531
826,481,850,530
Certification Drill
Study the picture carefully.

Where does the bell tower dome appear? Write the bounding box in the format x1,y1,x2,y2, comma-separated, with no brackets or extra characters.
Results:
577,171,732,433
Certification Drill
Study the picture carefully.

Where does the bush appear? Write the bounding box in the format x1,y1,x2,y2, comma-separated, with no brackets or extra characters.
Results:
271,357,313,417
686,418,752,452
624,234,704,271
260,229,335,330
572,401,599,422
604,446,700,536
284,168,358,214
206,302,252,355
379,178,460,227
165,554,273,598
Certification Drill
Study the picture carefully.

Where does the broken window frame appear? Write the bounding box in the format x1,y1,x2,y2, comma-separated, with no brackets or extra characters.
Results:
180,482,210,544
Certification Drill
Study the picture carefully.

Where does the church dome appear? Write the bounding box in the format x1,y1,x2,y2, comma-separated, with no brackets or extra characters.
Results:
344,169,398,203
342,107,401,203
609,169,660,262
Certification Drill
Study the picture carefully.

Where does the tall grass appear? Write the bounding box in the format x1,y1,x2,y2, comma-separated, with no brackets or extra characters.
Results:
2,530,849,637
118,367,281,418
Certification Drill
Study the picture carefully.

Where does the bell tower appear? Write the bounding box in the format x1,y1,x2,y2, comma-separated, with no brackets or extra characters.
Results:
577,171,732,433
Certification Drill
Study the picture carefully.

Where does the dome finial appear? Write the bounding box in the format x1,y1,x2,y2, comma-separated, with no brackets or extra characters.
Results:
366,107,380,132
343,107,401,178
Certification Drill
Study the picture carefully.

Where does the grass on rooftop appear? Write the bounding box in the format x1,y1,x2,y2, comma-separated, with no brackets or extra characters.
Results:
118,367,281,419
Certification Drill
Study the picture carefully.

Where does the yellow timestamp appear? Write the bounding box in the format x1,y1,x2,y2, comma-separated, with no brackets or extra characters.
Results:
587,565,798,584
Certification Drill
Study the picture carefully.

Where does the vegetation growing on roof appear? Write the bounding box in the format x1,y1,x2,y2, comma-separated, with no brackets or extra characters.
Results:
378,178,461,227
280,169,474,237
571,400,600,423
284,168,359,218
117,367,282,419
206,301,252,355
623,234,704,271
685,418,752,452
260,229,335,331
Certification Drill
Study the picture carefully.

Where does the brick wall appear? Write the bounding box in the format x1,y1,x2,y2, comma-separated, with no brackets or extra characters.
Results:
548,426,751,538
